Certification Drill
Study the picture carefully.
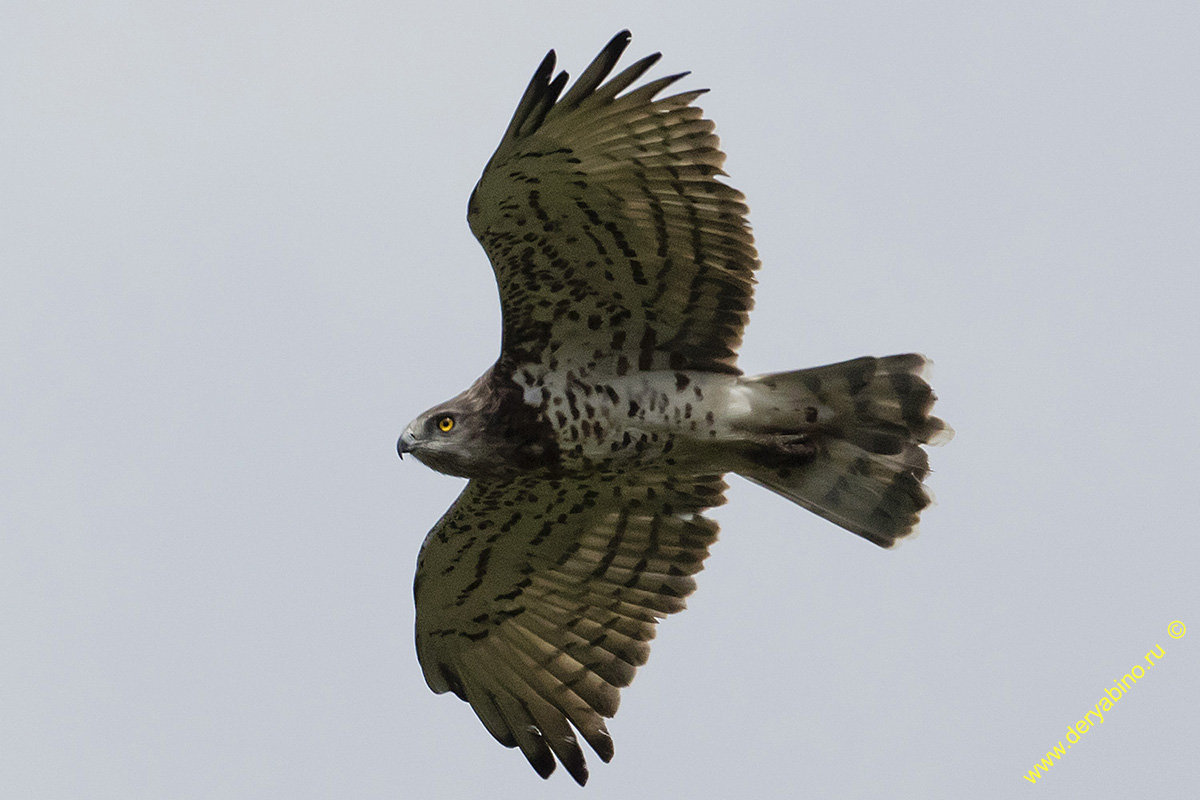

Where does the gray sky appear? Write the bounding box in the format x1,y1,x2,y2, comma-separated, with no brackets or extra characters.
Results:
3,2,1198,798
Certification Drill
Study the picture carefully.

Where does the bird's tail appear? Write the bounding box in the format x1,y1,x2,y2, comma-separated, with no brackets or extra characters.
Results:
732,354,952,547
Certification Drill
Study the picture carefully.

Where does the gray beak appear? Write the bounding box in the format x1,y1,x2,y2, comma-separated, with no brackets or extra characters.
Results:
397,429,417,460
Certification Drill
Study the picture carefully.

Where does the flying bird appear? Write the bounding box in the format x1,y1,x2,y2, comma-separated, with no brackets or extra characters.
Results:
396,31,951,785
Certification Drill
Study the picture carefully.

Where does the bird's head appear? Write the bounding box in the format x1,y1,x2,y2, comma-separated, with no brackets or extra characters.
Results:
398,381,517,479
398,370,556,480
397,397,482,478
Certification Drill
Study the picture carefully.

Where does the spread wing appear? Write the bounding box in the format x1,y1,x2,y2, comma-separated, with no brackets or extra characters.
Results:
413,472,726,785
468,31,759,376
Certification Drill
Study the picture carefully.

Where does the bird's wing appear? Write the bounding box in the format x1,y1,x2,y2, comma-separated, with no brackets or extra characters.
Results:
413,471,726,785
469,31,758,376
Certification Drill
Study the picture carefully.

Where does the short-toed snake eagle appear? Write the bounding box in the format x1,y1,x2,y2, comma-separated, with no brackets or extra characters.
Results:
396,30,951,784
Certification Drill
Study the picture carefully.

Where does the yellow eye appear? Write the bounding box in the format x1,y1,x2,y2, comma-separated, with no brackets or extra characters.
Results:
437,416,454,432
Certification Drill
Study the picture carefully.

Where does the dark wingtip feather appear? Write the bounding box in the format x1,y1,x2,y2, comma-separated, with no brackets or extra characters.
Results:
590,727,615,762
527,746,557,780
558,30,636,109
519,67,570,137
499,48,559,145
564,750,590,786
501,31,687,143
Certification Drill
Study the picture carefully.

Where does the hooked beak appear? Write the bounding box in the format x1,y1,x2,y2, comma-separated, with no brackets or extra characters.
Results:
397,429,417,460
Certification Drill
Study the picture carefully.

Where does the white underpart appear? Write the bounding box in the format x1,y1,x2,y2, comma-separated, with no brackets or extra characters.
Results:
522,384,542,406
723,383,754,422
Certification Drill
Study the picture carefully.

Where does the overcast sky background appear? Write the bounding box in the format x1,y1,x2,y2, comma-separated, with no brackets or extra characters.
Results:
3,2,1198,798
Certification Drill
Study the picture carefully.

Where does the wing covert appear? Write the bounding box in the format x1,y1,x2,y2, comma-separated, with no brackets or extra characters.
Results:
469,31,759,376
413,471,726,785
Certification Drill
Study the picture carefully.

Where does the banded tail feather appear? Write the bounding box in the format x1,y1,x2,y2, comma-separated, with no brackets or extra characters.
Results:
735,354,953,547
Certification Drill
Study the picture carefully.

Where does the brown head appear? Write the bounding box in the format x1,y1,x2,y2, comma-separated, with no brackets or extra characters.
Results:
397,369,560,480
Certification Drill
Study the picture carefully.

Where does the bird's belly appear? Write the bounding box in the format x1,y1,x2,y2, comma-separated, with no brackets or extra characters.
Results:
540,371,740,473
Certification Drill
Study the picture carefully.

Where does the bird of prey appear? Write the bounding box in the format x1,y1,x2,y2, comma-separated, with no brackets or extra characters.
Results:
396,30,951,785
